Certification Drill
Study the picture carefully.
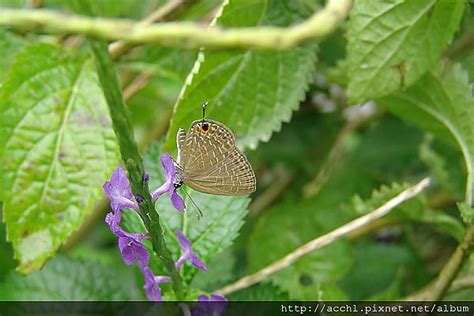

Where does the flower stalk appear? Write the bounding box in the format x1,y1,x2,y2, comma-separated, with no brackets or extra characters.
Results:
89,39,185,300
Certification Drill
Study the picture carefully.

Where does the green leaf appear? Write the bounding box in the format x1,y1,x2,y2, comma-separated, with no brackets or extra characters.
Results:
0,255,142,300
0,29,27,83
419,136,465,200
379,63,474,205
339,241,415,300
1,43,119,273
164,0,317,151
346,181,430,223
351,116,424,178
347,0,465,103
419,210,465,241
458,202,474,224
269,242,351,300
122,142,249,285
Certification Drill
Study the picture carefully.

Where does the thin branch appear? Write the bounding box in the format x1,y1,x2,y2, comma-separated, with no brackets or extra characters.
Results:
0,0,353,50
216,177,431,295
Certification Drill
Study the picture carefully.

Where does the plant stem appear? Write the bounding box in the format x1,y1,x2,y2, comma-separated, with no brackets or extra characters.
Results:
0,0,353,50
89,39,185,300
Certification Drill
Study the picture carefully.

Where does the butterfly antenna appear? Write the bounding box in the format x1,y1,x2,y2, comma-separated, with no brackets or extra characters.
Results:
202,101,209,123
182,188,203,219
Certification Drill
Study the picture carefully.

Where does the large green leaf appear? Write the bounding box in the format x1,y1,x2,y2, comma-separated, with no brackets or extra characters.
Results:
1,43,119,273
164,0,317,151
122,142,249,285
347,0,465,103
0,255,142,300
379,63,474,205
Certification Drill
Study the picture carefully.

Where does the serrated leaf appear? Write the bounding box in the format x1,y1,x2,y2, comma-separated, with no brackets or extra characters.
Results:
0,255,142,300
122,142,249,285
1,43,119,273
346,181,429,221
347,0,465,103
378,63,474,205
164,0,317,151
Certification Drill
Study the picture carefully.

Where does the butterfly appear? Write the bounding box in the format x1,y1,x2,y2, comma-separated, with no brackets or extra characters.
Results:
173,103,256,196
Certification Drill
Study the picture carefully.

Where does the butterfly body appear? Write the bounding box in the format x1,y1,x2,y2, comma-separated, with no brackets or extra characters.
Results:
174,119,256,196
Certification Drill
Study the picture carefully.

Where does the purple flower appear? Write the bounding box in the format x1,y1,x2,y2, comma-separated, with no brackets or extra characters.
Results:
197,294,227,302
141,266,171,302
151,153,185,212
103,167,139,212
192,294,228,316
105,211,149,268
175,230,207,271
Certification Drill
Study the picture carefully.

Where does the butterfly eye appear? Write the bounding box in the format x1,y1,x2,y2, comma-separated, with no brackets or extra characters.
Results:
202,123,209,132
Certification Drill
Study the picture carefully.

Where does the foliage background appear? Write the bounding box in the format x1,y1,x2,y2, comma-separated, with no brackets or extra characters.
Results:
0,0,474,301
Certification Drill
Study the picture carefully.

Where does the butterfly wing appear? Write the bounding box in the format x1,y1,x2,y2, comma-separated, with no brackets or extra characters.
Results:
176,128,186,166
179,119,256,195
185,147,256,196
179,119,236,174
